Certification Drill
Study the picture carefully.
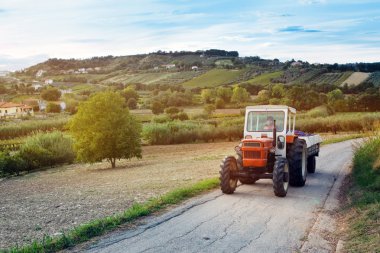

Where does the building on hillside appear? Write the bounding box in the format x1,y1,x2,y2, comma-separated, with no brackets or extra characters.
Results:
59,89,73,95
45,79,53,85
191,66,199,71
163,64,176,70
32,84,43,90
0,102,34,119
291,61,303,67
36,69,46,77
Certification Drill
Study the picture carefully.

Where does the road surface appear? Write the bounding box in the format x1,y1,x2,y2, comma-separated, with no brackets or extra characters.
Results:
83,140,356,253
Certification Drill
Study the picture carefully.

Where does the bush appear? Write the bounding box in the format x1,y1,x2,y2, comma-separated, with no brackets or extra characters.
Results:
152,114,172,123
151,101,164,115
215,98,225,109
165,107,181,114
19,131,75,170
176,112,189,121
46,103,61,113
127,98,137,109
41,88,61,101
0,151,27,175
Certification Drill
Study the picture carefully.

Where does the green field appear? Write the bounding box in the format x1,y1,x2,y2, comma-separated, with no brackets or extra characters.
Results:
102,71,203,85
244,71,283,86
181,69,246,88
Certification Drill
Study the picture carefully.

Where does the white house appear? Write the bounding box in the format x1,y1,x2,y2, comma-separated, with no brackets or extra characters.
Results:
32,84,43,90
36,69,46,77
45,79,53,85
191,66,199,71
291,61,303,67
0,102,34,119
163,64,176,70
59,89,73,95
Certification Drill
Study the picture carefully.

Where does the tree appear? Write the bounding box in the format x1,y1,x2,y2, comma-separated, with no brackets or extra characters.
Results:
41,88,61,101
122,86,139,102
127,98,137,109
201,89,214,104
46,102,61,113
216,87,233,103
0,84,7,94
151,101,164,115
271,84,285,99
231,86,250,104
68,91,142,168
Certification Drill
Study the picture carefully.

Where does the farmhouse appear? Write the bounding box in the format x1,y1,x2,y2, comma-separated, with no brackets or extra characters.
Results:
0,102,34,119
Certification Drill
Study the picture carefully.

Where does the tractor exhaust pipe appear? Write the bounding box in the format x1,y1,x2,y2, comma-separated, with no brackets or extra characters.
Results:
273,120,277,147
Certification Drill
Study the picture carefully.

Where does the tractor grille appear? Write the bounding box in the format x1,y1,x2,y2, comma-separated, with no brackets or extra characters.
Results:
243,142,261,147
244,151,261,159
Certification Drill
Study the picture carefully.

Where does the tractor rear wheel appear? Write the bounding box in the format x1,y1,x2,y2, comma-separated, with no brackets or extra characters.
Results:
219,156,238,194
288,139,307,187
307,156,316,173
273,158,289,197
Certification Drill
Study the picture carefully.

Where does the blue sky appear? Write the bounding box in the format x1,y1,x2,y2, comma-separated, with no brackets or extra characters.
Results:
0,0,379,70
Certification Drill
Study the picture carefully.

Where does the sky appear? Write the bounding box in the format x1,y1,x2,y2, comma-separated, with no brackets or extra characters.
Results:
0,0,379,71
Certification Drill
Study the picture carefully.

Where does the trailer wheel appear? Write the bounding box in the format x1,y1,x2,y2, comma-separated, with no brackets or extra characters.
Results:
219,156,238,194
307,156,316,173
273,158,289,197
288,139,307,187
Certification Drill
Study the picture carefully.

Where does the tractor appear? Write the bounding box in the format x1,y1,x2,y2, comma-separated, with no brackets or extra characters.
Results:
220,105,322,197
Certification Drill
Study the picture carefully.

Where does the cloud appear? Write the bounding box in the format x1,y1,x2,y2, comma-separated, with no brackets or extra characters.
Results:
68,39,109,44
298,0,326,4
0,54,49,71
279,26,322,33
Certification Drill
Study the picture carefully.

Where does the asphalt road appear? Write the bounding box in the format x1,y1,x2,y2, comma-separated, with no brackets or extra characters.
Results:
84,140,355,253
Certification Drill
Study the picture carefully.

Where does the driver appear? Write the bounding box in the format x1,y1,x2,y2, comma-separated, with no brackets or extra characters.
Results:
263,116,275,130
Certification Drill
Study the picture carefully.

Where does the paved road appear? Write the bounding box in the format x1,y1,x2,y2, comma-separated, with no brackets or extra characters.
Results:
84,140,355,253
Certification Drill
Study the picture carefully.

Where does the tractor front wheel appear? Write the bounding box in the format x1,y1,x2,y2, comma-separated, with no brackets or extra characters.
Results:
219,156,238,194
273,158,289,197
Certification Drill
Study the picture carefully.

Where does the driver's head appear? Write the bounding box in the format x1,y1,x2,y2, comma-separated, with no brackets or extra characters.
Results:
266,116,274,126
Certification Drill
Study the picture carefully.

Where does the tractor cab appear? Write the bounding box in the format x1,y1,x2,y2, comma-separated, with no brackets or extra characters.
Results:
243,105,296,158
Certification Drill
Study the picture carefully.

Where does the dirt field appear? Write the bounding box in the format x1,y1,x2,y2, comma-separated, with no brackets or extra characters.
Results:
340,72,370,86
0,142,234,249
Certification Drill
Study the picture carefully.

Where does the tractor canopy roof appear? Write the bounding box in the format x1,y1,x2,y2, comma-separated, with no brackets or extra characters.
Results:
245,105,296,114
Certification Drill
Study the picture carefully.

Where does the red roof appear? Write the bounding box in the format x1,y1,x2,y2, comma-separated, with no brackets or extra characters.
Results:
0,102,32,109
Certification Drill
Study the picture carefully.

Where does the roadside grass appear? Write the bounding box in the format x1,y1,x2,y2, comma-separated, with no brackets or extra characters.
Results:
343,136,380,253
321,133,366,145
3,178,219,253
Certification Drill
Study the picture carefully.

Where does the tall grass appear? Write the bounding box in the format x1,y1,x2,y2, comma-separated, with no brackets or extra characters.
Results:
142,121,242,145
0,117,69,140
344,137,380,253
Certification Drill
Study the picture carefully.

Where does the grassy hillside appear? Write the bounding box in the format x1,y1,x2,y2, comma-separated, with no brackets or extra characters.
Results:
101,71,204,85
244,71,283,85
181,69,246,88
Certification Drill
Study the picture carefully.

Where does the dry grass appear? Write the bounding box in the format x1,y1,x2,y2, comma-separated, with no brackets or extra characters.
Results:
340,72,370,86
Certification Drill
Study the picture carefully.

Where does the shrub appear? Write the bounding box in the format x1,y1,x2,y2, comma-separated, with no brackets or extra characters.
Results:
215,98,225,109
176,112,189,121
46,103,61,113
0,151,27,175
41,88,61,101
165,107,181,114
152,114,172,123
19,131,75,170
151,101,164,115
204,104,216,115
127,98,138,109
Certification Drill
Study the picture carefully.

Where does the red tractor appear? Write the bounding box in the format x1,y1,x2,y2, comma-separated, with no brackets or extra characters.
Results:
220,105,322,197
